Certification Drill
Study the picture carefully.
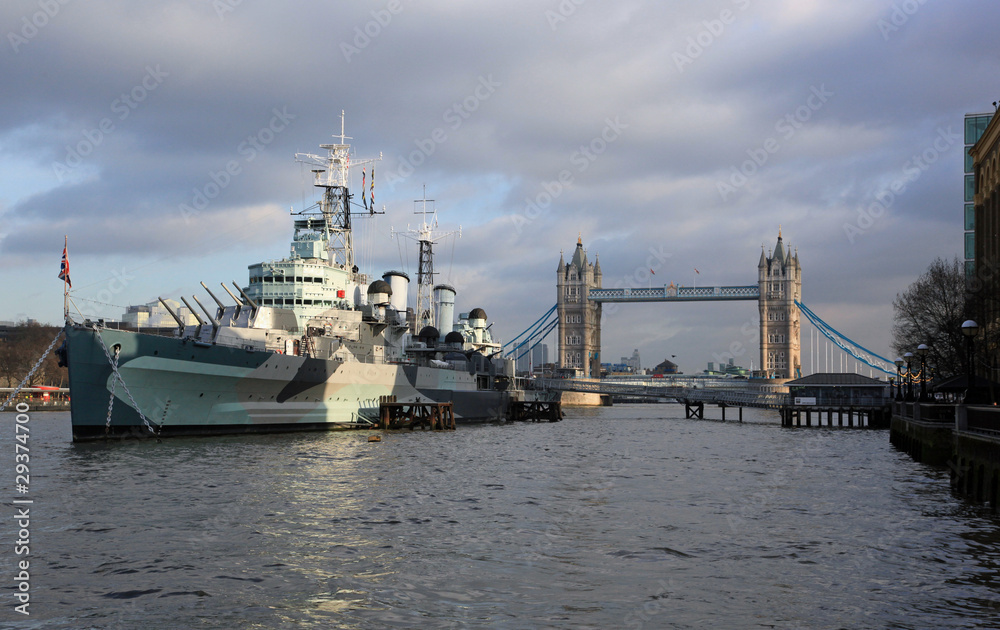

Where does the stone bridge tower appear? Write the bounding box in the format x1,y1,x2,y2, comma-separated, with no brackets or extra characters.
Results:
557,237,602,377
758,229,801,379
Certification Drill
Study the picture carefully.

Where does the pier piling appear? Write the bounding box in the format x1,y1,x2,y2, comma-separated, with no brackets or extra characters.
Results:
378,401,455,430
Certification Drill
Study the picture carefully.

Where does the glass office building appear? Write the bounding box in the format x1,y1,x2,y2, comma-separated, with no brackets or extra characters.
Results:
966,112,994,277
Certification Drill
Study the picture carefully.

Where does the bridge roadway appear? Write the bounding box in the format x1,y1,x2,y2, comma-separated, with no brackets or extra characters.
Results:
530,377,789,409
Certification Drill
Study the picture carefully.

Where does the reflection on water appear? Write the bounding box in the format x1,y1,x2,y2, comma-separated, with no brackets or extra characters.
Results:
3,407,1000,629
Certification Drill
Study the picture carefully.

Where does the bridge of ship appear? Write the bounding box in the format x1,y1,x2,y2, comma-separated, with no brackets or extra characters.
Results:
587,285,760,303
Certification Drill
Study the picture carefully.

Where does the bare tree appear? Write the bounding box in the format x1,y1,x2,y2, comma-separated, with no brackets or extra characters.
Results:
891,257,968,378
0,322,66,387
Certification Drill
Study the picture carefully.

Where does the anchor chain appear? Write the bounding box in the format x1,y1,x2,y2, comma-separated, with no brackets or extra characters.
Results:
92,326,159,436
104,346,120,434
0,329,65,412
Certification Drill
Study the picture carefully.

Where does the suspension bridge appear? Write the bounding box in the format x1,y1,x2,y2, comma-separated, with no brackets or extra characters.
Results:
504,300,895,381
501,229,897,411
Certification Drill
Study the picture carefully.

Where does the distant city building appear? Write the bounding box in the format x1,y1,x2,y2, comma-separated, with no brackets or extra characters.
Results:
758,229,801,379
121,299,199,328
556,236,602,377
704,358,749,378
530,343,549,367
601,362,636,376
652,359,679,375
966,112,994,278
621,348,640,372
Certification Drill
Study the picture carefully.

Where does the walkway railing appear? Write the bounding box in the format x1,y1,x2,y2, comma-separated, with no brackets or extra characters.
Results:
588,285,760,303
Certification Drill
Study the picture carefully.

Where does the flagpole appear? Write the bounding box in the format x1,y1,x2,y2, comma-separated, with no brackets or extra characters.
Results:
63,235,69,323
58,235,73,323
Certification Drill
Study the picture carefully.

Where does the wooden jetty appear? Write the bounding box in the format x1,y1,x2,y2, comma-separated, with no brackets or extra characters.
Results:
684,401,743,422
780,405,889,428
378,398,455,430
507,400,562,422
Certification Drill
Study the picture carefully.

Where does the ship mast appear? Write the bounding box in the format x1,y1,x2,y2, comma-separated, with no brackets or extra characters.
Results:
394,186,460,330
294,111,381,270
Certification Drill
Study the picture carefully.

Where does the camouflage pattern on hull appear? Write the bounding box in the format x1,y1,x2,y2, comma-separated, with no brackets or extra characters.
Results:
66,325,509,441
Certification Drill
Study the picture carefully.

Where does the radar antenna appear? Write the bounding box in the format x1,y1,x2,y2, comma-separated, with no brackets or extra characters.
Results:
392,184,461,330
293,111,382,271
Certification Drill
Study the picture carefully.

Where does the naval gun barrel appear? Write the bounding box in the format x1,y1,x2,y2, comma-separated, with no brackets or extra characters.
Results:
200,281,227,311
232,281,259,309
191,295,221,329
219,282,241,305
157,297,186,333
180,296,207,327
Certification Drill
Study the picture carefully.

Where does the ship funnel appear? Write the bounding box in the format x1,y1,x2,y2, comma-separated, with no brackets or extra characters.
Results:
383,270,410,324
433,284,456,338
383,271,409,311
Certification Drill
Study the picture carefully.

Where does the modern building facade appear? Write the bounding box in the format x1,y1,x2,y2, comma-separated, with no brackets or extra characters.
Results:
966,112,994,278
556,237,602,377
121,299,199,328
969,109,1000,370
622,349,640,372
758,230,802,379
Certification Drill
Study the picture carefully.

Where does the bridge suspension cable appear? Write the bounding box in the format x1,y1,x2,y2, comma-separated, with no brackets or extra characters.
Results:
795,300,894,374
504,304,558,360
515,317,559,361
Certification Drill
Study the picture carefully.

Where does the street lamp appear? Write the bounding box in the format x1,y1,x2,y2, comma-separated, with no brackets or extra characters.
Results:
904,352,914,401
916,343,929,402
894,357,904,401
962,320,980,402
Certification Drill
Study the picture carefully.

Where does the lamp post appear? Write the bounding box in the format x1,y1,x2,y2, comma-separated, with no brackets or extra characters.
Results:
916,343,929,402
904,352,914,401
894,357,904,401
962,320,980,402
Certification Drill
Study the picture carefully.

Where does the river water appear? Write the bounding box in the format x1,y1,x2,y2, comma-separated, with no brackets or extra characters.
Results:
2,405,1000,629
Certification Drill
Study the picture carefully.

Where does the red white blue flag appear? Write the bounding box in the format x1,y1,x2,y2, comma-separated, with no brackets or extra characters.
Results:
58,238,71,288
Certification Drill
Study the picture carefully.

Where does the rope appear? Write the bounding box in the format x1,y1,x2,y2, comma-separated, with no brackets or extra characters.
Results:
73,296,131,310
91,325,160,435
448,233,456,284
0,329,65,412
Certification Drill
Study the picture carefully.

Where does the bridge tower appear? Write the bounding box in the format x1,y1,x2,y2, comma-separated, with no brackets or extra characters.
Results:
758,228,801,379
557,236,602,377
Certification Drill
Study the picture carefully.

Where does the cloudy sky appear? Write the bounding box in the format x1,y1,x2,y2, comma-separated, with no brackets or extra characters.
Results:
1,0,995,375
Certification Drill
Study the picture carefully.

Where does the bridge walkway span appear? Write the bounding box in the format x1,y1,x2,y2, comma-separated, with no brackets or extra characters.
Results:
530,378,789,410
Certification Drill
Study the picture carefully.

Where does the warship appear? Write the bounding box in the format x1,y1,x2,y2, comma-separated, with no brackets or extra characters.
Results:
62,119,517,440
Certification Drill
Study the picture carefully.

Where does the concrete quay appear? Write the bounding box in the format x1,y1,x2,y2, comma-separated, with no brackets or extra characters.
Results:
891,401,1000,508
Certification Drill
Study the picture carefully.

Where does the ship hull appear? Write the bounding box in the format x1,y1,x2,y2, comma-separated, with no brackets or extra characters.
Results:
65,325,510,441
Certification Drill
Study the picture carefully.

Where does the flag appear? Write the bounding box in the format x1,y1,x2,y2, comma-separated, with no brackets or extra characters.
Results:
650,268,655,275
58,238,71,288
694,268,700,274
361,169,367,210
370,166,375,209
